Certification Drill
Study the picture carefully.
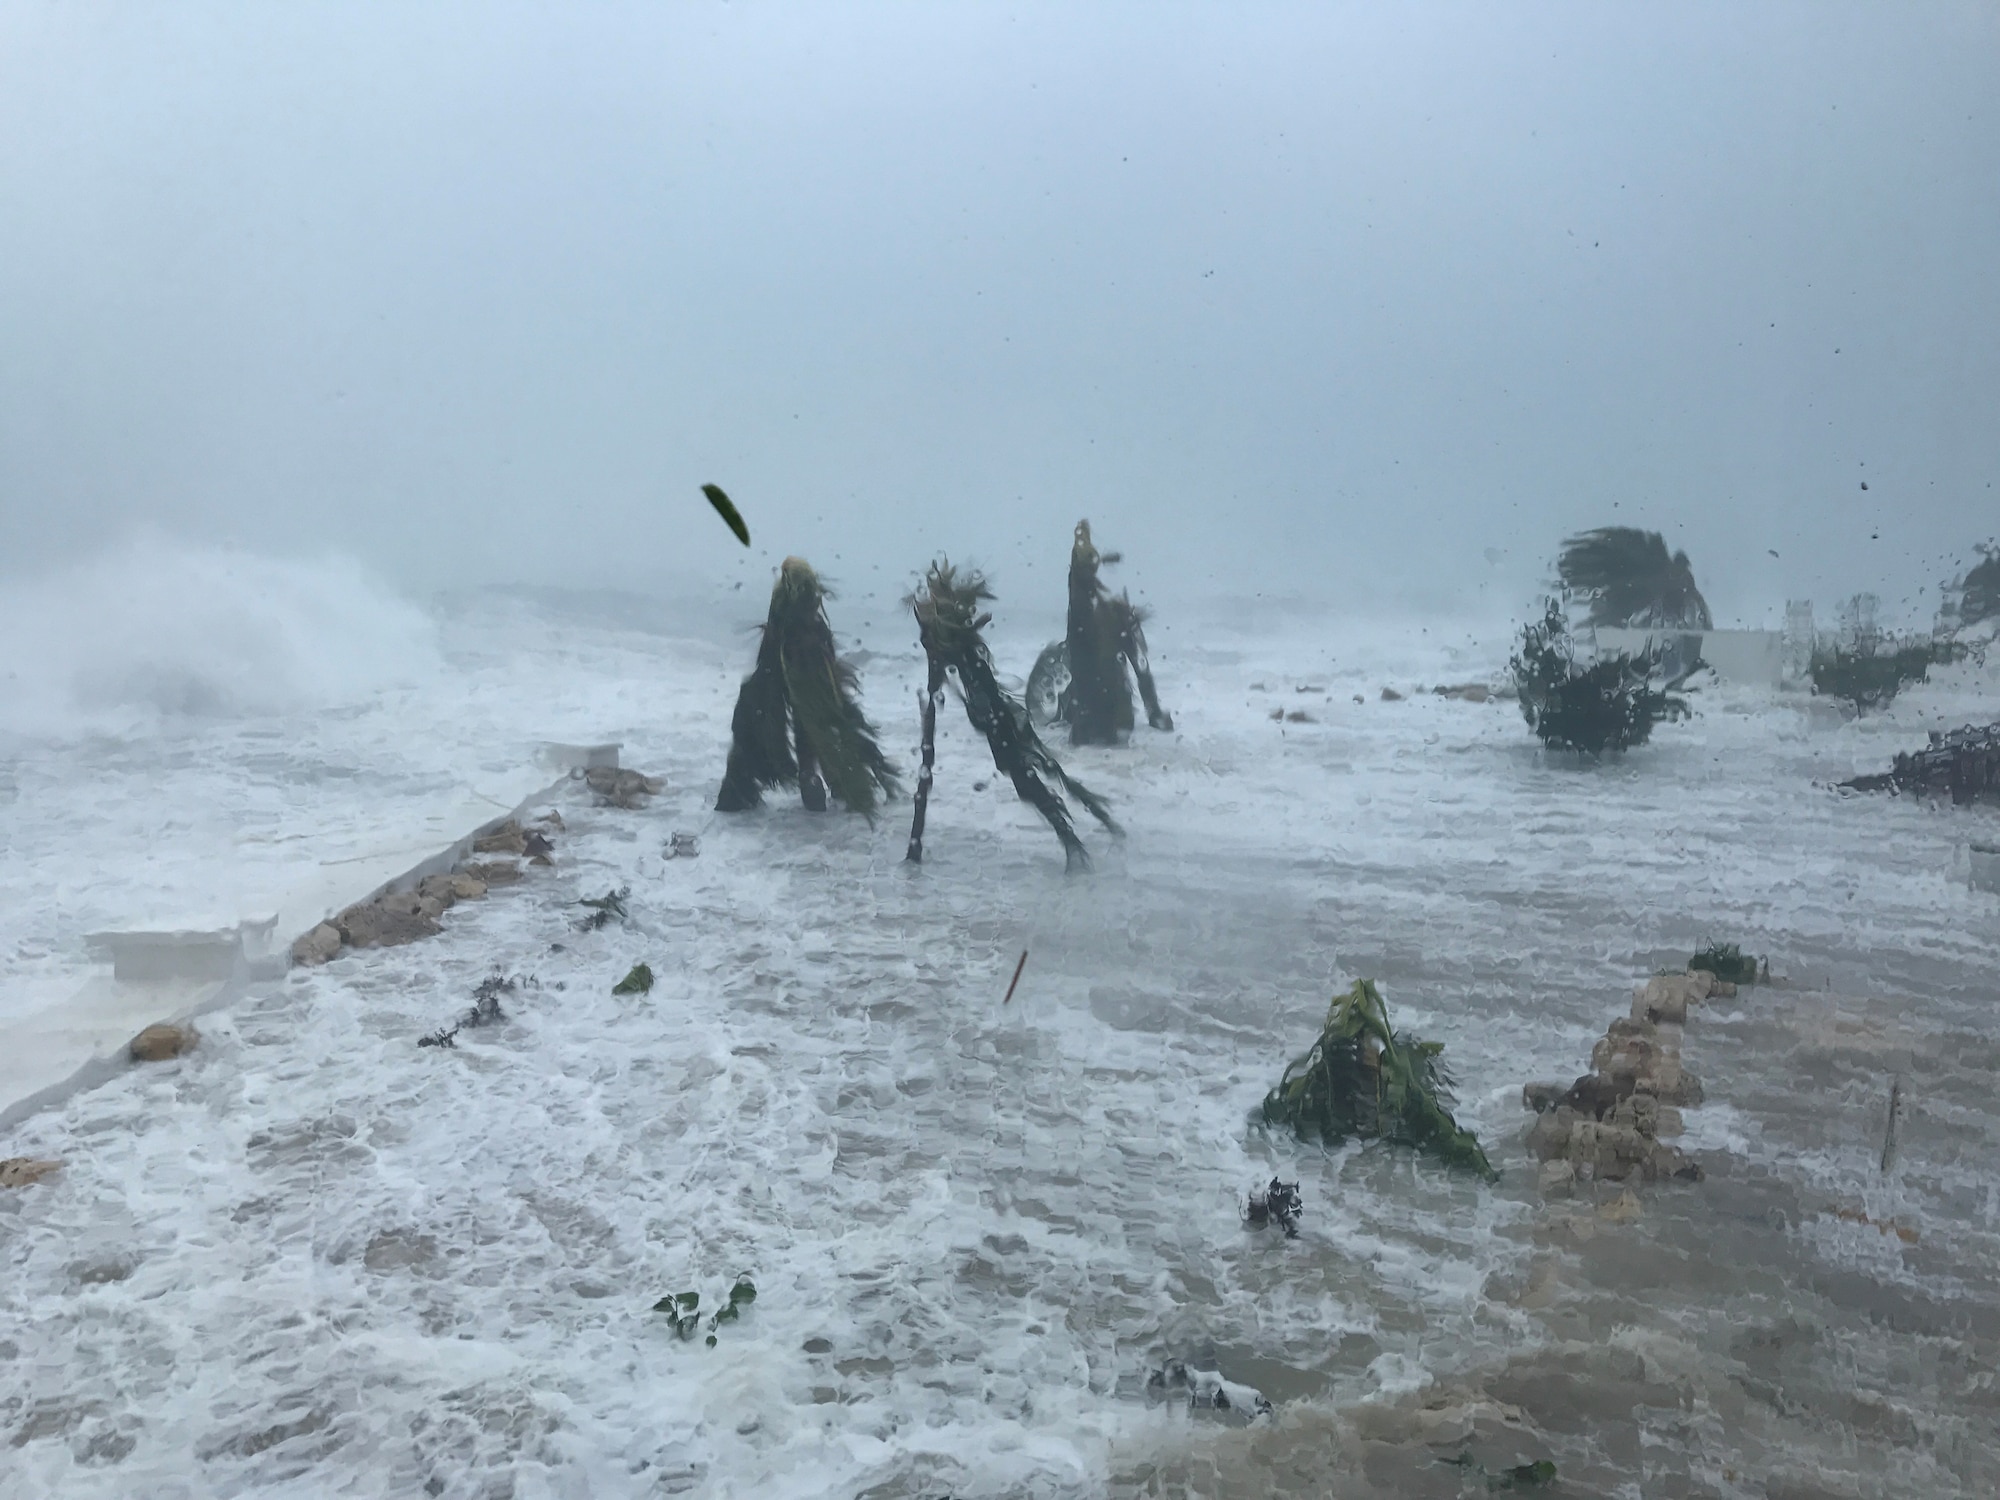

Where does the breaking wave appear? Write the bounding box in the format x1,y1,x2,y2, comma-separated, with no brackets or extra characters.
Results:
0,536,441,739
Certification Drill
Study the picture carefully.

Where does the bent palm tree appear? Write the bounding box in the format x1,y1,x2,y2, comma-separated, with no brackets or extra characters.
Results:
715,558,899,817
1557,527,1712,630
906,560,1118,870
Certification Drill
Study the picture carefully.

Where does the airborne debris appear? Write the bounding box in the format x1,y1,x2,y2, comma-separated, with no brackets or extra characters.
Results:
701,482,751,546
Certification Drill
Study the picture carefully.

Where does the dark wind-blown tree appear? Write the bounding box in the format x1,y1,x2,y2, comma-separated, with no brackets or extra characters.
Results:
906,560,1119,870
715,557,899,817
1026,520,1172,742
1512,599,1683,755
1558,527,1713,630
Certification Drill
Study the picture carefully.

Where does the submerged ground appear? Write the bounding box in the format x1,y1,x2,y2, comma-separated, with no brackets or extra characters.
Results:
3,590,1997,1498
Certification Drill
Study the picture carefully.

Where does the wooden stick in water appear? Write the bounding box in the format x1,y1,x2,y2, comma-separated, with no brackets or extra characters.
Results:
1002,950,1029,1005
1880,1076,1902,1174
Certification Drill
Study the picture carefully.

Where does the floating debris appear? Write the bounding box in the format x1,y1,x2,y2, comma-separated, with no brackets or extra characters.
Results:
1688,940,1759,986
1441,1452,1559,1491
1145,1361,1273,1420
576,888,630,931
654,1276,757,1346
665,832,701,859
1243,1178,1302,1238
0,1158,62,1189
612,963,654,996
1841,721,2000,804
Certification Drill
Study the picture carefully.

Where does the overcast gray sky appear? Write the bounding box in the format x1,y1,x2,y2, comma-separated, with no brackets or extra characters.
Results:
2,1,1995,626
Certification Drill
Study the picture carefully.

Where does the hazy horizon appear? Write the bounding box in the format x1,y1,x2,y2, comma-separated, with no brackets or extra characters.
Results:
4,3,1997,629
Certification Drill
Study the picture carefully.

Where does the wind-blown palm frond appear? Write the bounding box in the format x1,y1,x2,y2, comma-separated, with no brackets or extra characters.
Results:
1557,527,1712,629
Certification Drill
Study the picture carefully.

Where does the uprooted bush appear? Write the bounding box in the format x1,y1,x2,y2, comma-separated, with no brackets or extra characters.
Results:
1688,941,1759,986
1511,600,1682,755
1262,980,1496,1179
1809,641,1940,713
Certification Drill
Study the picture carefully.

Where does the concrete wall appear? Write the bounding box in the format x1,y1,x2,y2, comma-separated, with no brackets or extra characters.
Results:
1592,627,1790,689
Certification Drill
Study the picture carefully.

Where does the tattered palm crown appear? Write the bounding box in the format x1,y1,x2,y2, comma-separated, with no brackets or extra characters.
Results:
1557,527,1713,630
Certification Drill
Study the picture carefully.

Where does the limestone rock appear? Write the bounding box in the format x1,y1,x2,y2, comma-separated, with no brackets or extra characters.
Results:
1526,1108,1576,1161
473,820,527,855
448,873,487,900
291,922,342,967
1537,1159,1575,1199
336,897,440,949
0,1158,62,1189
461,860,521,887
130,1023,195,1062
1598,1188,1643,1224
585,766,665,808
1521,1081,1565,1113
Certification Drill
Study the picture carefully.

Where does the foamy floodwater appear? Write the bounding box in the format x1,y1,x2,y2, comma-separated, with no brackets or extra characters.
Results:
3,588,1998,1498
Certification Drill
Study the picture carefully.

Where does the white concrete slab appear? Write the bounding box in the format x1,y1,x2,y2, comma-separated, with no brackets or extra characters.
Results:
1,762,570,1131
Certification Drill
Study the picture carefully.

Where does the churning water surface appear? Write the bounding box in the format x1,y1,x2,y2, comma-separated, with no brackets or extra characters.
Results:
2,585,1997,1499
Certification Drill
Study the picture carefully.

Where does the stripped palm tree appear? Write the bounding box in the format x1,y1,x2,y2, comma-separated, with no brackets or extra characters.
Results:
906,560,1118,870
1027,520,1173,739
715,558,899,818
1557,527,1713,630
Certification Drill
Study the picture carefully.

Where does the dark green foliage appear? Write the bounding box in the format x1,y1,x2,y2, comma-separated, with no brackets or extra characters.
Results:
700,483,750,545
1810,641,1935,713
1961,547,2000,628
653,1277,757,1346
1558,527,1712,629
1443,1453,1559,1490
1841,720,2000,804
1511,600,1682,754
1047,520,1173,742
1689,942,1758,985
908,560,1118,869
1262,980,1496,1180
577,888,629,931
715,558,899,817
612,962,653,995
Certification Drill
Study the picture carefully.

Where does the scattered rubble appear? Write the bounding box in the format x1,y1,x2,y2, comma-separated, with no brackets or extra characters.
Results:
0,1158,62,1189
576,888,630,931
130,1023,195,1062
417,974,522,1049
585,766,664,808
1146,1361,1273,1420
665,832,701,859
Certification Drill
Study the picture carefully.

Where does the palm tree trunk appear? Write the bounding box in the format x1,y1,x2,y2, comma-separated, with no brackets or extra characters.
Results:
905,650,945,863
